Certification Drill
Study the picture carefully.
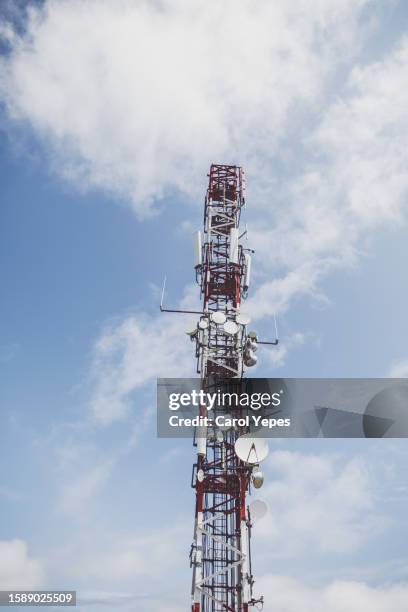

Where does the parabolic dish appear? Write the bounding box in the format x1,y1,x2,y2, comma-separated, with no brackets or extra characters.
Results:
211,311,227,325
185,325,197,336
234,435,269,464
223,320,239,336
236,313,251,326
198,319,208,330
248,499,268,523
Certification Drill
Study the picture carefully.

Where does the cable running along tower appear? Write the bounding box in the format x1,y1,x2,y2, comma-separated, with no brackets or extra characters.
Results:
161,164,278,611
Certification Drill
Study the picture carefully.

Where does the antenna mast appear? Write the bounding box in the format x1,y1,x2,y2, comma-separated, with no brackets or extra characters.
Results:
161,164,277,611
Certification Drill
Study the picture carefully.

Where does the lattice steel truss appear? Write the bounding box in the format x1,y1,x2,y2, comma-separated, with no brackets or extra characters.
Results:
190,165,262,612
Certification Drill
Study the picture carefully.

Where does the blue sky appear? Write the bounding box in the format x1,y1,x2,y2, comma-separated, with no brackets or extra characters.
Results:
1,1,408,611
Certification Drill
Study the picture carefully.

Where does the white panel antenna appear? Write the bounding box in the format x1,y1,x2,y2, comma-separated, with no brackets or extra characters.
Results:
229,228,239,264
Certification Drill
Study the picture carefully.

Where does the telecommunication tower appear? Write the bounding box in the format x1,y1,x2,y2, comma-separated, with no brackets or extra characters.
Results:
161,164,278,611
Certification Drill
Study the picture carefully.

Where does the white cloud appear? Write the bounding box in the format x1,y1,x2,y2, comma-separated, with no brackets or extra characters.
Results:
89,305,197,425
0,539,45,589
263,331,309,368
2,0,408,324
46,519,189,609
0,0,371,217
244,35,408,318
78,592,186,612
58,459,114,516
256,451,384,556
388,359,408,377
313,40,408,227
77,524,186,582
2,0,408,322
257,575,408,612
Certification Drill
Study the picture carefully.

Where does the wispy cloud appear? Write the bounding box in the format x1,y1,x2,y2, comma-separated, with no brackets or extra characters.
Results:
2,0,408,323
256,575,408,612
0,0,372,215
262,331,310,368
0,539,45,589
88,290,198,425
388,359,408,377
256,451,386,556
57,458,114,516
246,35,408,318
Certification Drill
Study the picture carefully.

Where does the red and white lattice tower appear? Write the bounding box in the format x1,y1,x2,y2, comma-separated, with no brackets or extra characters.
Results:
160,164,275,609
189,165,264,611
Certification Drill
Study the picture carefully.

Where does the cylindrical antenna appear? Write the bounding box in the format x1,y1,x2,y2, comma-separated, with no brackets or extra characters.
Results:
194,230,202,268
244,253,251,290
160,275,167,310
274,313,279,343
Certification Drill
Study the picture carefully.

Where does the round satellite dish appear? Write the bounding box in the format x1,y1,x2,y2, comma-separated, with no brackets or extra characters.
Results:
246,338,258,352
234,435,269,464
185,325,197,336
198,319,208,330
197,469,204,483
251,466,264,488
248,330,258,340
249,499,268,523
224,321,239,336
244,349,257,367
211,311,227,325
236,313,251,326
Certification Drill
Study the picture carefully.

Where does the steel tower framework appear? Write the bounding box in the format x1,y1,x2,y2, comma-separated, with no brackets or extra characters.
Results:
160,164,275,610
190,165,262,612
